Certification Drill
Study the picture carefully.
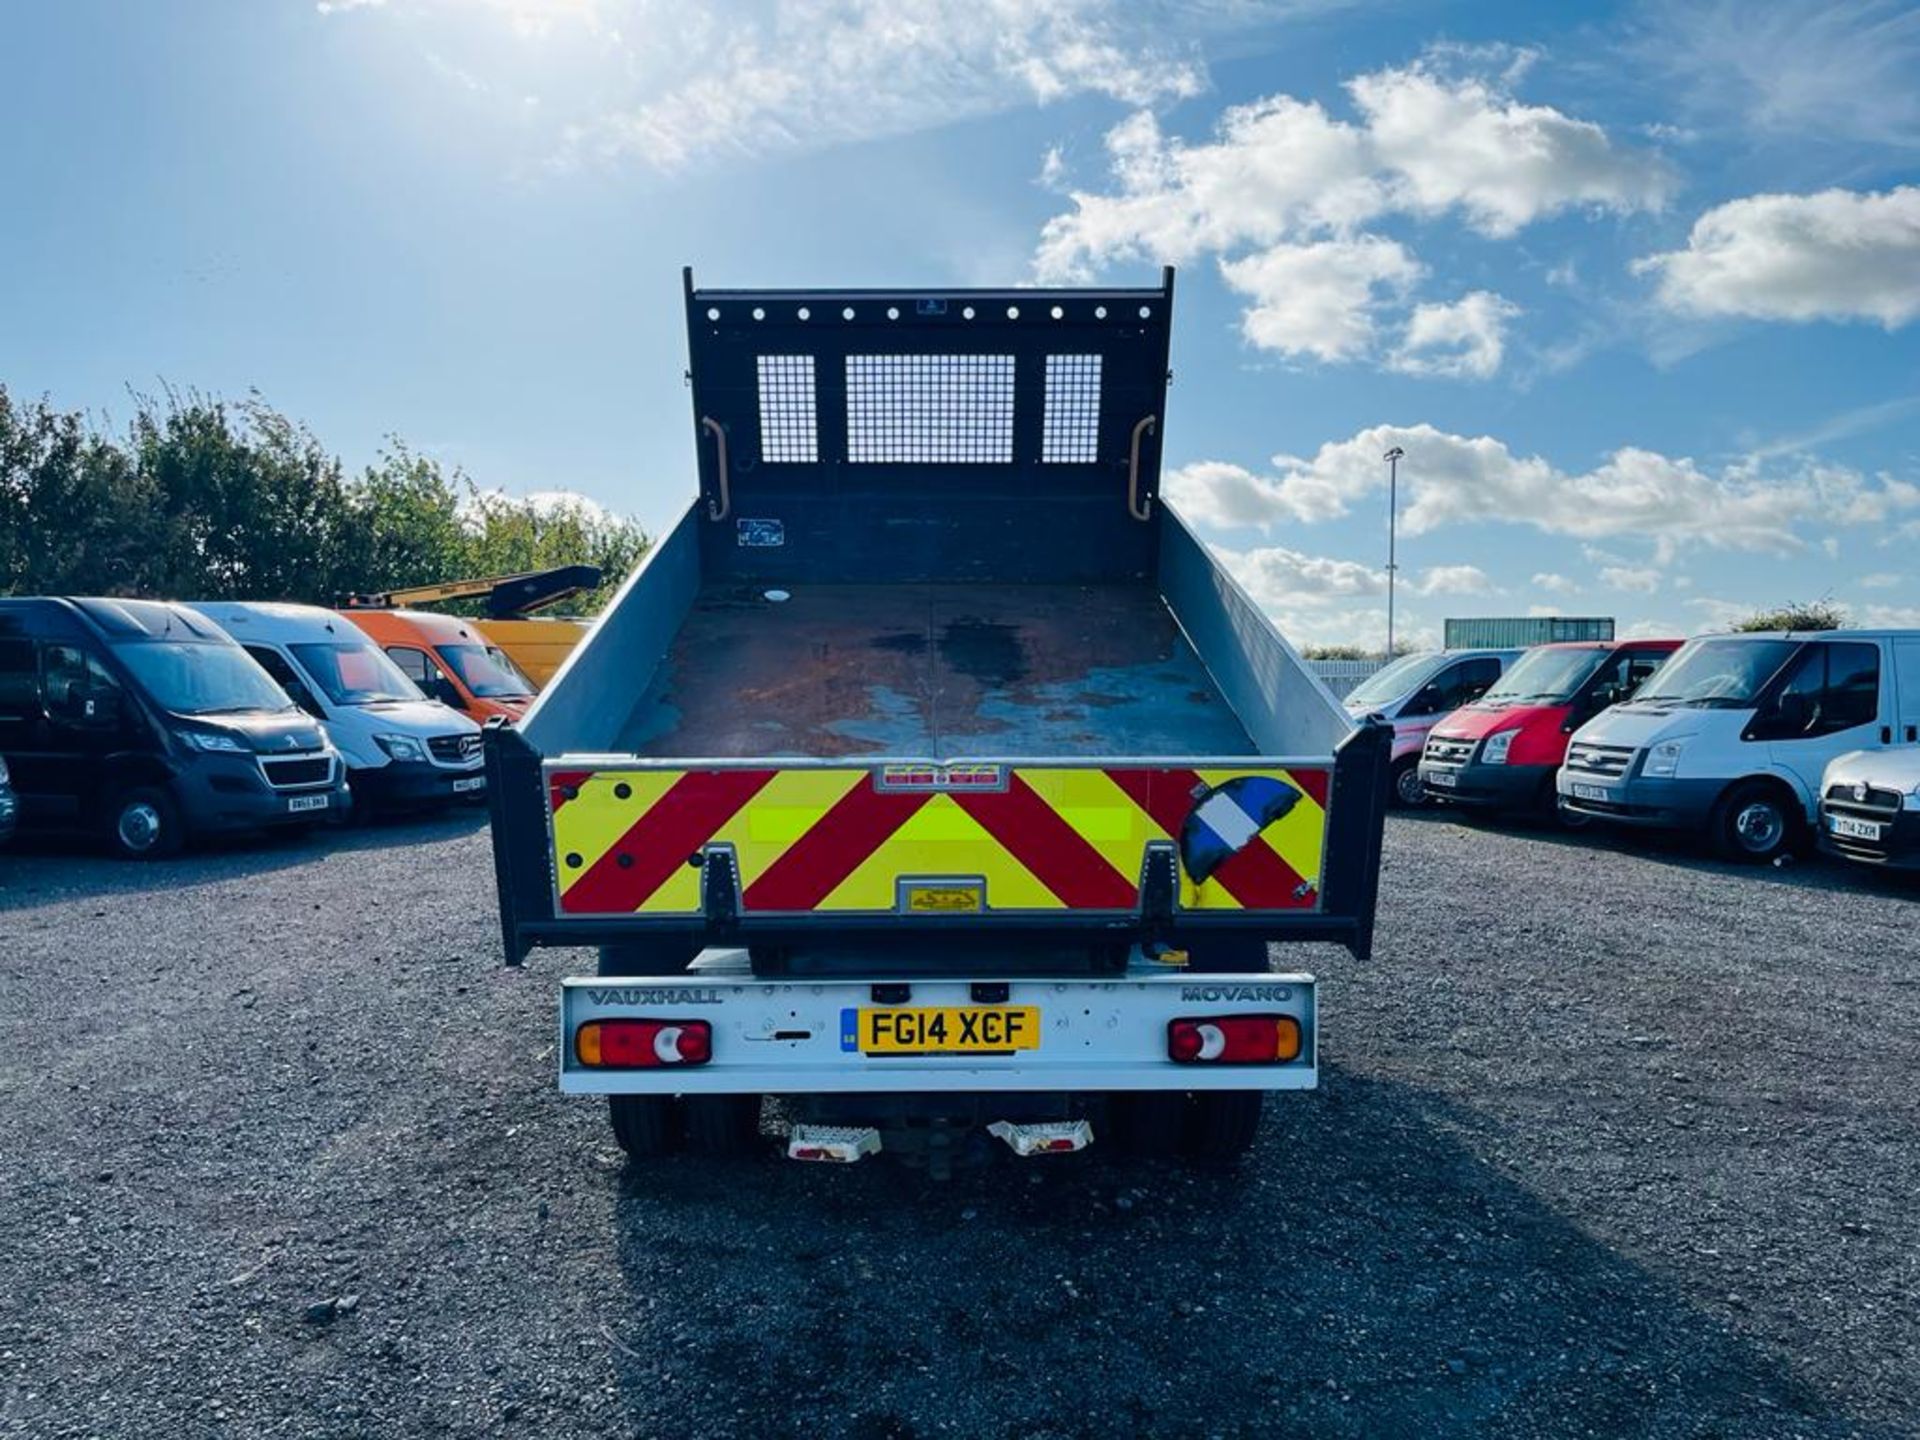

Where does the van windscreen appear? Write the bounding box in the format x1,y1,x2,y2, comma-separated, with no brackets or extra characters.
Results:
437,643,533,699
1481,647,1609,705
1632,639,1800,708
290,642,423,706
113,641,293,716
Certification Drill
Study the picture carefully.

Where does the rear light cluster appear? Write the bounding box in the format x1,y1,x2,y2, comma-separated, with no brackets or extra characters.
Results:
575,1019,712,1068
1167,1014,1302,1065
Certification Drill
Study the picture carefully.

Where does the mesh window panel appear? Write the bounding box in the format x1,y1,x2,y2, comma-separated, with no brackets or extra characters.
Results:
756,355,818,464
1042,354,1102,464
845,355,1015,464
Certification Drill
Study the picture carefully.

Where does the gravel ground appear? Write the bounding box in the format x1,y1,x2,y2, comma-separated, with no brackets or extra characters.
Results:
0,810,1915,1439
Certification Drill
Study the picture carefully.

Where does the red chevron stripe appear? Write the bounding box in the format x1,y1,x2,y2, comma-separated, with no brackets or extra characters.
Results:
742,781,932,912
1104,767,1202,840
1286,766,1330,810
559,769,776,914
548,769,595,811
950,775,1136,909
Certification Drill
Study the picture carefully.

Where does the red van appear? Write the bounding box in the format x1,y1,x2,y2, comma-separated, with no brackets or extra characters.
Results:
1416,639,1682,818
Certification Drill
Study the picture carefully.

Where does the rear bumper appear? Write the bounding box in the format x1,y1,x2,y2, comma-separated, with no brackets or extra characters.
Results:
1419,759,1549,809
353,760,486,808
1555,772,1720,830
561,957,1317,1095
1818,806,1920,870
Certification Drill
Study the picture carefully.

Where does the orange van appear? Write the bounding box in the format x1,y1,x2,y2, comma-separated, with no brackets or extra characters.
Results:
335,609,536,725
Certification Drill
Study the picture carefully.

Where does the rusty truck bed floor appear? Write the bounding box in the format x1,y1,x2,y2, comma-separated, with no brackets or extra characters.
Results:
616,581,1258,759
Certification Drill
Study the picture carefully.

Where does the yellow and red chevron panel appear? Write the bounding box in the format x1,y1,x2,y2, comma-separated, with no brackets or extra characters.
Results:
547,764,1329,918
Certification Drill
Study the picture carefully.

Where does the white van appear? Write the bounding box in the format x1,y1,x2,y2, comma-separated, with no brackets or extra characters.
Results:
1340,649,1522,807
1557,630,1920,861
191,602,487,812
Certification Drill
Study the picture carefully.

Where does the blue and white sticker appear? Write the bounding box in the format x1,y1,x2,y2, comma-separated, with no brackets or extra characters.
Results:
1179,776,1301,882
737,517,785,548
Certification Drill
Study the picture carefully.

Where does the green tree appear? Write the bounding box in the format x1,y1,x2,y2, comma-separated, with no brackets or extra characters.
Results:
1734,601,1846,633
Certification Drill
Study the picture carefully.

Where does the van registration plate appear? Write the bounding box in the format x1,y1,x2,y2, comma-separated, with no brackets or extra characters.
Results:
1570,783,1611,802
1426,769,1457,788
845,1006,1040,1055
287,794,330,813
452,777,485,794
1830,814,1882,841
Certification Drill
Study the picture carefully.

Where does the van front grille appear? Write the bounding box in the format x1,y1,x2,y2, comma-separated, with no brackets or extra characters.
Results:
1565,742,1633,778
429,733,482,765
261,756,332,789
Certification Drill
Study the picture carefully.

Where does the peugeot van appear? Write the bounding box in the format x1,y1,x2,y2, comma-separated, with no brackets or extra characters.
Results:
336,610,536,725
0,598,347,857
1341,649,1522,806
1419,638,1681,818
192,603,486,812
1557,630,1920,862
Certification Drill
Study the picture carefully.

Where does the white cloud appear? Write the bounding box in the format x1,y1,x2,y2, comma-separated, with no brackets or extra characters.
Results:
1035,53,1664,375
1165,422,1920,553
1532,571,1579,595
1598,565,1662,594
1636,187,1920,327
1631,0,1920,150
1220,238,1422,362
1389,290,1521,379
1413,564,1493,596
1348,63,1672,237
1861,572,1904,589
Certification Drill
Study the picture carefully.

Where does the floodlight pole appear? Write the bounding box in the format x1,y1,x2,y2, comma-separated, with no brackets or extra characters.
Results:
1383,446,1404,657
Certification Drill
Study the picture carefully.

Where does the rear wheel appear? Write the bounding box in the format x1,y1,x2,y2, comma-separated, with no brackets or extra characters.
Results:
1710,781,1797,863
1391,755,1427,808
608,1096,679,1158
107,785,183,860
684,1094,763,1156
1186,1092,1265,1161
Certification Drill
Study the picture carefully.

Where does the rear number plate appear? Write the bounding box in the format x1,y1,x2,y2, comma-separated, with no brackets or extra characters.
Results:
287,794,329,813
1426,769,1457,788
1831,815,1882,841
452,777,485,793
1571,783,1611,802
845,1006,1040,1055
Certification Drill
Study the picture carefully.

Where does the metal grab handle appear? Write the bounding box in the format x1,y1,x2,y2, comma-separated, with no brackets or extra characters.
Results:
700,416,730,521
1127,414,1157,521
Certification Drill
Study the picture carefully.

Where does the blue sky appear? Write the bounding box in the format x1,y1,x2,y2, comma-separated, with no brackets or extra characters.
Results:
4,0,1918,647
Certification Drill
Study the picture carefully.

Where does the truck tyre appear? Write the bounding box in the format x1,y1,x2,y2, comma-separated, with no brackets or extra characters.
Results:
608,1096,679,1158
1108,1093,1185,1157
1390,755,1426,809
107,785,184,860
684,1094,762,1156
598,940,702,977
1710,781,1797,863
1186,1091,1264,1160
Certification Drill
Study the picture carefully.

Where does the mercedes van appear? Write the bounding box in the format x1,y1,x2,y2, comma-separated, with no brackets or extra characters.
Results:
0,598,347,857
335,609,537,725
1419,638,1681,818
192,602,486,812
1557,630,1920,862
1341,648,1522,806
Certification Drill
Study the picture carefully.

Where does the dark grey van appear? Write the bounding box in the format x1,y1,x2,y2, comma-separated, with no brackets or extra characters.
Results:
0,598,349,857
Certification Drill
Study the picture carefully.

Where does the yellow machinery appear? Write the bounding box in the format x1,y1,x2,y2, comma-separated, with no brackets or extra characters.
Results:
339,565,601,690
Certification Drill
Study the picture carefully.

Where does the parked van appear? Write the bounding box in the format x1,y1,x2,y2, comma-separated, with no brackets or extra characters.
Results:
1558,630,1920,862
1341,649,1522,806
0,598,347,857
192,603,487,812
335,609,537,725
1419,638,1681,818
1817,748,1920,871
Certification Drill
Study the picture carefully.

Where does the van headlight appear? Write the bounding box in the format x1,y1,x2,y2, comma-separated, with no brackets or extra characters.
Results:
376,734,427,763
183,730,249,754
1481,730,1516,765
1643,739,1687,778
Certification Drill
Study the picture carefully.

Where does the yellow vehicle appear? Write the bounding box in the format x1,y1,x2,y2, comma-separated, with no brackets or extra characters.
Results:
339,565,600,691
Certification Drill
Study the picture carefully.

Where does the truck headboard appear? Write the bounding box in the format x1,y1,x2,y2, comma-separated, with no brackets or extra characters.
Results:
682,268,1177,585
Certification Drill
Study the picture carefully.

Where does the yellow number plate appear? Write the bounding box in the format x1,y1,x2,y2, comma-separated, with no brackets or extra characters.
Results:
903,883,984,913
850,1006,1040,1055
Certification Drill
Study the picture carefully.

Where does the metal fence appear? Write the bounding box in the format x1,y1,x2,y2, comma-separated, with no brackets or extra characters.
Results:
1308,658,1386,699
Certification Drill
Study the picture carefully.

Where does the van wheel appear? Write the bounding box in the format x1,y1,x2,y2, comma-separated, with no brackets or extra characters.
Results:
608,1096,680,1158
108,786,183,860
684,1095,763,1156
1540,778,1591,830
1710,782,1796,863
1390,756,1427,808
1186,1092,1264,1161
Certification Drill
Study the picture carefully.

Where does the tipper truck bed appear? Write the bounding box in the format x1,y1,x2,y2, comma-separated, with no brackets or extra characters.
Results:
485,269,1390,1170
